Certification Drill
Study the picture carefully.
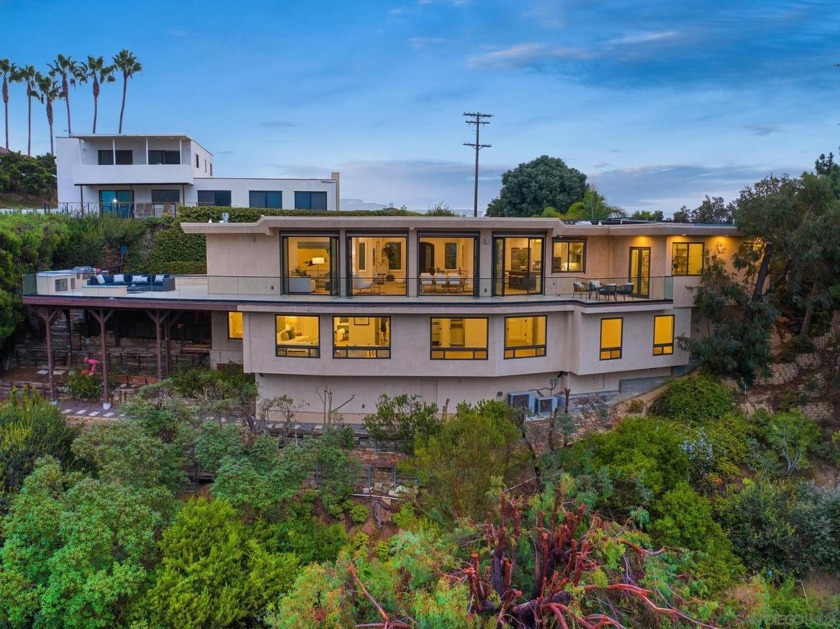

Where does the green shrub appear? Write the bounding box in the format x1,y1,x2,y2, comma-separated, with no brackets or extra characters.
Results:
565,416,689,510
649,375,733,424
66,370,103,401
649,482,742,590
350,503,369,524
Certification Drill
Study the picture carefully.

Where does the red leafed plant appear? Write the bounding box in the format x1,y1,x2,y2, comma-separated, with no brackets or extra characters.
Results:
462,495,720,628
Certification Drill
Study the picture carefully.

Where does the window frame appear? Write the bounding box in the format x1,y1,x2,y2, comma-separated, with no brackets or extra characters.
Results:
148,149,181,165
653,314,675,356
275,315,320,358
249,190,283,209
294,191,328,210
97,149,133,165
672,242,704,276
551,238,586,273
503,315,547,359
151,189,180,203
600,317,623,360
197,190,232,206
227,312,243,339
430,317,489,360
332,316,391,359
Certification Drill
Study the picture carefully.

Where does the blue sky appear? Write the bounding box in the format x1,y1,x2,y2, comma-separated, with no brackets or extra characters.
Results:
2,0,839,215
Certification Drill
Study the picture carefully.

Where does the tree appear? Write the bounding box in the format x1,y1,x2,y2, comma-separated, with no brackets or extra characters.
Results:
674,195,734,224
34,73,61,155
0,457,165,628
563,184,626,221
487,155,587,217
733,172,840,337
680,251,777,387
12,65,37,156
363,393,440,455
112,49,141,134
137,497,299,628
0,389,78,514
0,59,17,150
81,56,114,134
631,209,664,221
48,54,84,136
409,401,522,522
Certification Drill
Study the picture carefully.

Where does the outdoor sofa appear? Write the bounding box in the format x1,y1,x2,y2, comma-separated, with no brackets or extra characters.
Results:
86,273,176,292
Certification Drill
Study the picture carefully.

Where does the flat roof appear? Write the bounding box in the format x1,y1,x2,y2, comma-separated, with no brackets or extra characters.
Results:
59,134,213,156
182,215,741,237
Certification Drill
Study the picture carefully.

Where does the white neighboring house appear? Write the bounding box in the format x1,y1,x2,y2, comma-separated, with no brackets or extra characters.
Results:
55,134,339,217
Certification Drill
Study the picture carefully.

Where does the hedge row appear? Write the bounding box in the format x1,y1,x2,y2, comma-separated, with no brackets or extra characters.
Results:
177,206,422,223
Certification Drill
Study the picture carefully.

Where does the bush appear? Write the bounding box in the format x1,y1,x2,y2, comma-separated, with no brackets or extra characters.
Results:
363,394,440,455
66,370,103,401
649,482,742,590
649,375,734,424
350,503,369,524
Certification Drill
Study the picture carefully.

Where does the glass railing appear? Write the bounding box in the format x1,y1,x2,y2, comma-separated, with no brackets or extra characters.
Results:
22,272,675,302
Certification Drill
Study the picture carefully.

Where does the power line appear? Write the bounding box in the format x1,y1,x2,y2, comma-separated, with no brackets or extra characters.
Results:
463,112,492,217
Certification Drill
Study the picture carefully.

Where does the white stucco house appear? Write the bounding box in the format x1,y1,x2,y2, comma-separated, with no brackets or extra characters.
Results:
55,134,339,217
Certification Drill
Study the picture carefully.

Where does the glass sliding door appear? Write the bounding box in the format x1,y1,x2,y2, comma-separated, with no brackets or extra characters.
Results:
417,234,478,296
347,234,408,295
493,236,544,296
282,235,339,295
629,247,650,297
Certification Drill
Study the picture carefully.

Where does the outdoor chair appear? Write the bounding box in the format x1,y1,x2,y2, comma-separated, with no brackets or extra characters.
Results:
598,283,617,300
588,280,602,299
617,283,634,300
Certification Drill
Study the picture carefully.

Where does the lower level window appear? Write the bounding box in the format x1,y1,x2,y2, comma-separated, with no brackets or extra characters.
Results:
276,315,320,357
504,316,547,359
333,316,390,358
197,190,232,206
228,312,243,339
653,315,674,355
600,318,623,360
430,317,488,360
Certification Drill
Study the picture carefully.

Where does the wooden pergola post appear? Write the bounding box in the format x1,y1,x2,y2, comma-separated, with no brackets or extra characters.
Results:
34,307,62,401
145,310,169,382
88,309,115,408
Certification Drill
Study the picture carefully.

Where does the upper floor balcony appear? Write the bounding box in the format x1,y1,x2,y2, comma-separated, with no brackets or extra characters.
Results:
23,271,676,310
71,163,195,186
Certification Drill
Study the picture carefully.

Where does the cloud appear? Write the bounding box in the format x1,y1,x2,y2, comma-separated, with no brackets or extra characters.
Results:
166,29,188,37
590,163,793,215
410,37,447,49
215,150,235,155
744,124,783,136
258,121,296,128
467,43,593,69
608,30,683,46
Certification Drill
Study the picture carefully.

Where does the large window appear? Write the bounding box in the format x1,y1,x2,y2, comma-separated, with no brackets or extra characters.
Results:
283,235,338,295
197,190,231,206
275,315,320,358
151,189,180,203
228,312,243,339
148,149,181,164
653,315,674,355
493,236,544,296
333,316,390,358
600,318,623,360
294,191,328,210
348,235,408,295
431,318,488,359
418,234,477,296
98,149,132,165
249,191,283,209
672,242,704,276
504,316,547,359
99,190,133,217
552,239,585,273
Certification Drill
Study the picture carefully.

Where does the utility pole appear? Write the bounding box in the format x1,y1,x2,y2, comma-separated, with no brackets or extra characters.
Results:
463,112,492,217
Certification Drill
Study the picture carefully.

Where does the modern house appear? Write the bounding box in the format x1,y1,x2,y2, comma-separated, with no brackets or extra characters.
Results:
181,216,741,421
55,134,339,217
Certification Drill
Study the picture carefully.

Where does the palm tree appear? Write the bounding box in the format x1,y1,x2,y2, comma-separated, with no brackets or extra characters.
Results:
0,58,17,150
81,56,115,133
112,49,141,134
35,73,61,154
14,65,38,155
48,54,84,135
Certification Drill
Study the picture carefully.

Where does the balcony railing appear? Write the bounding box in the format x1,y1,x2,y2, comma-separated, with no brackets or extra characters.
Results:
23,272,675,303
55,202,183,218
